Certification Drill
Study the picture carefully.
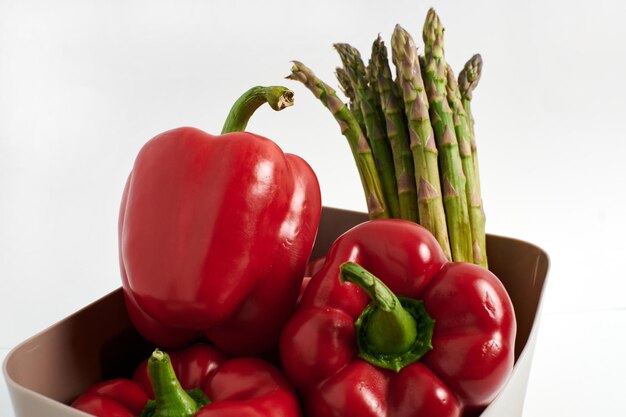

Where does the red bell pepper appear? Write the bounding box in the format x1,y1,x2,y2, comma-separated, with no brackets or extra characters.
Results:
72,344,302,417
119,86,322,356
280,219,516,417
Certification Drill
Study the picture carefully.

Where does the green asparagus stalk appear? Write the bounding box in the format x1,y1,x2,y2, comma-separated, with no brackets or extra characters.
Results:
446,64,487,267
391,24,451,259
287,61,389,219
422,8,473,263
366,58,382,110
458,54,484,197
336,67,356,104
336,66,366,135
370,35,419,223
334,43,401,218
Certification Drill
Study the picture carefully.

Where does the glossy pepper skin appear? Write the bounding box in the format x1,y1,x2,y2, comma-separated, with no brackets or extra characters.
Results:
72,344,302,417
280,219,516,417
119,92,322,356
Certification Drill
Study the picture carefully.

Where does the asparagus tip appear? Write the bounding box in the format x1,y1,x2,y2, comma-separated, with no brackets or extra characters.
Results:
458,54,484,100
287,61,307,83
423,8,445,58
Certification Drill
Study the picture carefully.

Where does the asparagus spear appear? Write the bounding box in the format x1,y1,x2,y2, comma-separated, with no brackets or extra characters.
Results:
287,61,389,219
366,58,382,110
336,66,366,135
458,54,484,197
446,63,487,267
391,24,451,259
422,8,473,263
334,43,401,218
370,35,419,223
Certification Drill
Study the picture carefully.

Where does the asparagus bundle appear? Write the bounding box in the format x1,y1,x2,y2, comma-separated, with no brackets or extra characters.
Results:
287,61,388,219
458,54,484,196
391,25,451,258
289,8,489,267
370,35,419,224
446,63,487,267
421,9,473,263
334,43,401,218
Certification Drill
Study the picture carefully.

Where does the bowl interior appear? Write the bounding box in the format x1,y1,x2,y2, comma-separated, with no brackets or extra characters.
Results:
4,206,549,411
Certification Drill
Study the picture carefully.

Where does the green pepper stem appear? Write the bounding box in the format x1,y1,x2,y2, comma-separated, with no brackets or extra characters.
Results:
340,262,417,354
221,86,294,134
340,262,435,372
145,349,204,417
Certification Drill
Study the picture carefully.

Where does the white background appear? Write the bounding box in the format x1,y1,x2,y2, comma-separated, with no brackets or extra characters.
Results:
1,0,626,415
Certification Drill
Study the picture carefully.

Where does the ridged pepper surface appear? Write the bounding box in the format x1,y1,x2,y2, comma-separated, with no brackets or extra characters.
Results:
118,86,321,356
72,344,301,417
280,219,515,417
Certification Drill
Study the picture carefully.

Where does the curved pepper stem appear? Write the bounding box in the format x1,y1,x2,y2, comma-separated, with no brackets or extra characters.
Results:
221,86,295,134
140,349,209,417
340,262,435,372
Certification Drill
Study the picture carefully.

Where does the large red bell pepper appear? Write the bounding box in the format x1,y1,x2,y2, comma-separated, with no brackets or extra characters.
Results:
119,86,322,356
280,219,516,417
72,344,301,417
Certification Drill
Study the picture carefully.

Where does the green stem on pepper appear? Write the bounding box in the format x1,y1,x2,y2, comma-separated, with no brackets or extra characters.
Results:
340,262,434,372
221,86,295,134
140,349,209,417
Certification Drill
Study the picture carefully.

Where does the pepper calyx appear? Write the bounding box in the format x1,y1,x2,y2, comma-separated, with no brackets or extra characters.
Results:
355,297,434,372
340,261,435,372
140,349,210,417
